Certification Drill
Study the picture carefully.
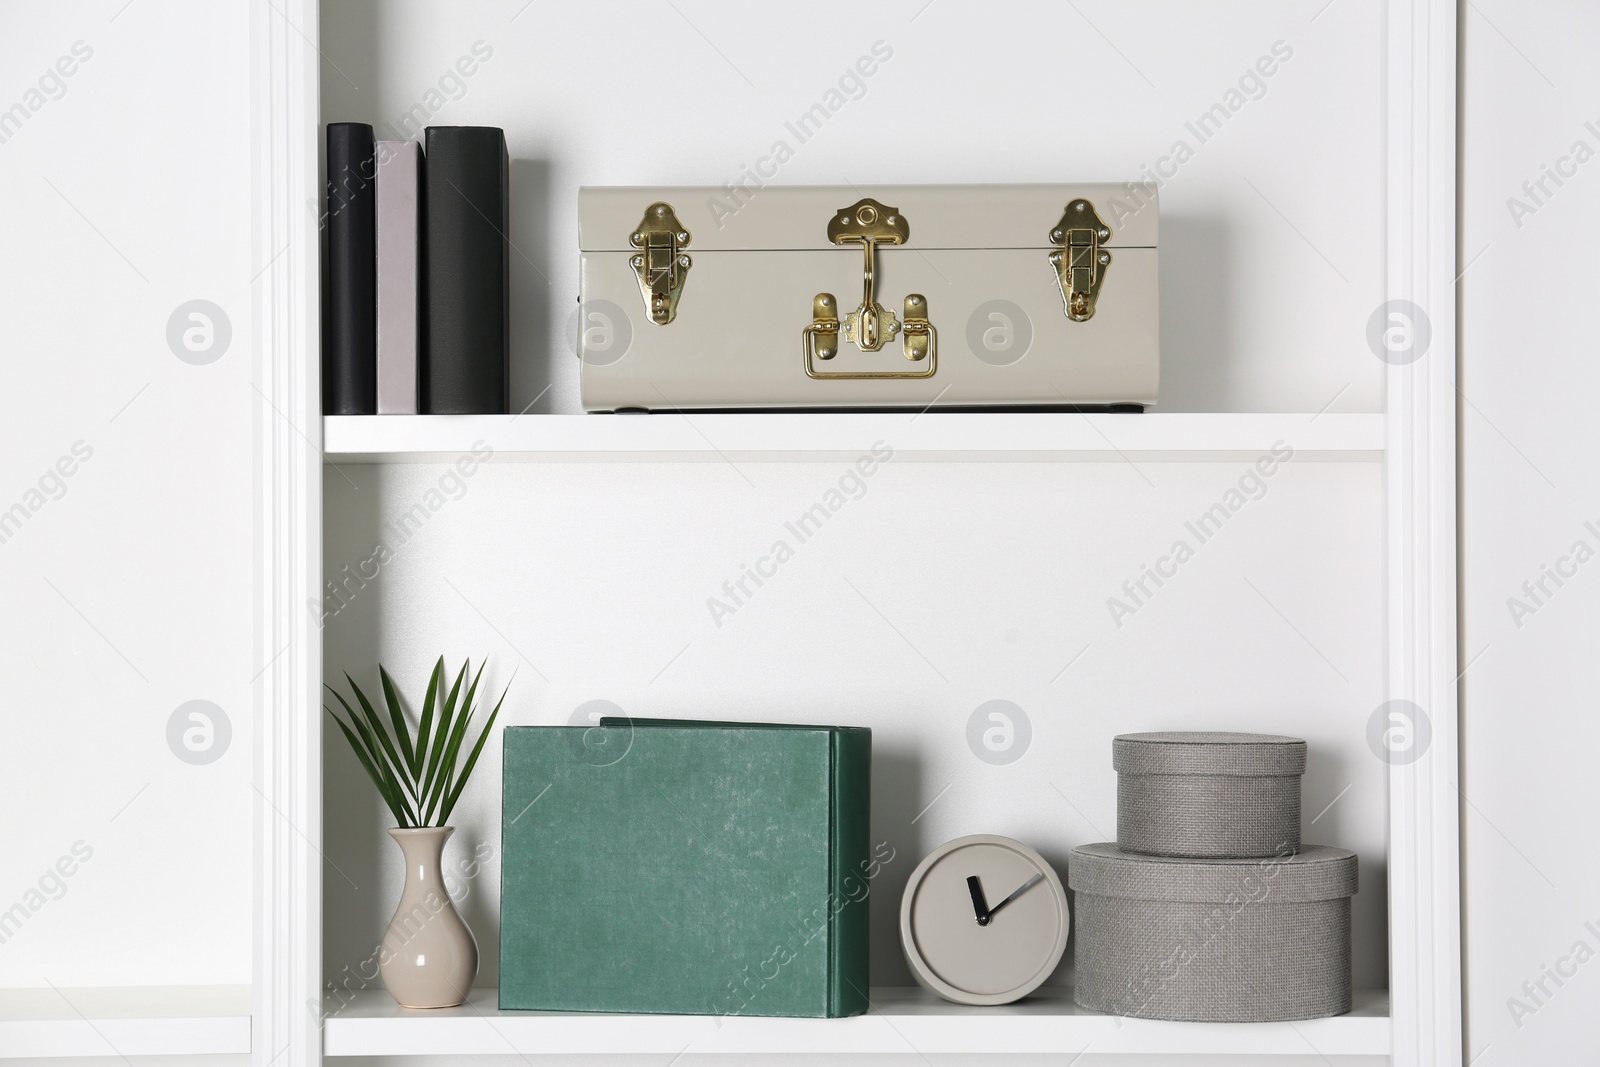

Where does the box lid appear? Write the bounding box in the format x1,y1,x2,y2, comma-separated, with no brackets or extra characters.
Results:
1113,731,1307,777
603,716,869,733
578,184,1157,252
1068,842,1358,903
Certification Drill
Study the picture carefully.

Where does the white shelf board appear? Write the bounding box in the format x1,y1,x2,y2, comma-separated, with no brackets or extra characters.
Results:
321,986,1390,1058
322,413,1383,463
0,985,252,1059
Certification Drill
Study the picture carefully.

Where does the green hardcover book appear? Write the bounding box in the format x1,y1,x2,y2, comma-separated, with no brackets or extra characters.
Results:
499,718,872,1017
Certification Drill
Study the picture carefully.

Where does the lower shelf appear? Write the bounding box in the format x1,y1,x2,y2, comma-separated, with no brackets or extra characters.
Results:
321,986,1390,1058
0,985,251,1059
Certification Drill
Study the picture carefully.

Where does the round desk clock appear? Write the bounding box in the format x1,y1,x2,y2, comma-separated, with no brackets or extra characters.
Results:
899,834,1070,1005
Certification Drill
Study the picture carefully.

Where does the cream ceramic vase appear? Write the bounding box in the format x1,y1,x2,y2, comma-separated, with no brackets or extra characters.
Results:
380,827,479,1008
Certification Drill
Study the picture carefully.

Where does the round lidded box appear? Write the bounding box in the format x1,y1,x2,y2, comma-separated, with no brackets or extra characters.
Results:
1069,842,1357,1022
1115,731,1306,858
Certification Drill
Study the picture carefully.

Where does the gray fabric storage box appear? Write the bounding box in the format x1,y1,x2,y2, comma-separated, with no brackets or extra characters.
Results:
1069,842,1356,1022
1115,731,1306,858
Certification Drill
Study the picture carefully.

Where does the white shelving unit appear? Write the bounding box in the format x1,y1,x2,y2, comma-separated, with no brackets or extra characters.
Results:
252,2,1461,1065
323,987,1391,1058
0,986,251,1060
323,412,1384,464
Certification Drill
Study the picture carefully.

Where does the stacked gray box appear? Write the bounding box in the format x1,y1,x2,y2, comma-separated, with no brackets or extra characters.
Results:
1070,732,1357,1022
1115,732,1306,858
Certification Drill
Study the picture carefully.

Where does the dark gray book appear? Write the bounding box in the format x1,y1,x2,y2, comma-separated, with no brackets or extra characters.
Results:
324,122,376,414
422,126,508,414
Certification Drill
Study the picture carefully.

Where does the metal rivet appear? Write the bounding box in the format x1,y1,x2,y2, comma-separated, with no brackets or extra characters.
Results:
677,232,688,242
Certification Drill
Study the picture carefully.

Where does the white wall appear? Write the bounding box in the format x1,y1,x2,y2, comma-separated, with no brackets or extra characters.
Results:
320,455,1390,994
1460,1,1600,1062
0,0,254,987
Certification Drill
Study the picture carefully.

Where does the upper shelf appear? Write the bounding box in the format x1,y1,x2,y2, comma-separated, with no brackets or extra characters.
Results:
0,985,252,1059
321,986,1390,1058
322,413,1383,463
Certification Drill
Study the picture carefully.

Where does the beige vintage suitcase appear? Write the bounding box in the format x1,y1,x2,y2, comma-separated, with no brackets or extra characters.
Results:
577,184,1158,411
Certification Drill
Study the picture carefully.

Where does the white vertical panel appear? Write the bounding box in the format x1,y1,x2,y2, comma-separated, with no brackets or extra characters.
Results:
1383,1,1462,1064
252,1,323,1066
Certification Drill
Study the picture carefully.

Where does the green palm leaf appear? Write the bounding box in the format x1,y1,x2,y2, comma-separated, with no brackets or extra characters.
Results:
341,674,418,807
423,660,471,800
422,661,482,824
327,705,415,827
378,666,419,779
440,683,508,824
337,698,418,825
414,657,444,782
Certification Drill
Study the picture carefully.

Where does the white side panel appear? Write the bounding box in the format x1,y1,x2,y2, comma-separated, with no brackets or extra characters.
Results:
254,0,325,1064
1383,1,1461,1064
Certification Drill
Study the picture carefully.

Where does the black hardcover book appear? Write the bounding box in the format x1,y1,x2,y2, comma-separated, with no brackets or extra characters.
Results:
324,122,377,415
422,126,509,414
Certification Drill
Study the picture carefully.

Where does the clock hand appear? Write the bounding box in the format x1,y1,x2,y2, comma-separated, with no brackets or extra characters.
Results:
965,876,992,926
980,872,1044,922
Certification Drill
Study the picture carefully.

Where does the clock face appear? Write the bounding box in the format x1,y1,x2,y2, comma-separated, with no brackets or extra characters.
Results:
899,835,1069,1005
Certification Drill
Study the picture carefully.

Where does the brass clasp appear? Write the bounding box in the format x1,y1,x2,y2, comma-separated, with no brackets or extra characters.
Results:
829,198,907,351
1049,199,1111,322
629,202,690,325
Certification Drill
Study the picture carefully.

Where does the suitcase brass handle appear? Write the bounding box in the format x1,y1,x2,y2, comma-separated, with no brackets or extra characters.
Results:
804,293,936,379
801,198,937,379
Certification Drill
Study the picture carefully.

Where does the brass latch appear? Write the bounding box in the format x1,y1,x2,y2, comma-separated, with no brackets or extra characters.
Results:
629,202,690,325
803,198,936,379
1049,199,1111,322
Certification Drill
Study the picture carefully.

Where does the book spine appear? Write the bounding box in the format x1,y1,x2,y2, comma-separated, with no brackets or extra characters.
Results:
422,126,509,414
375,140,422,414
323,122,377,414
828,727,872,1017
